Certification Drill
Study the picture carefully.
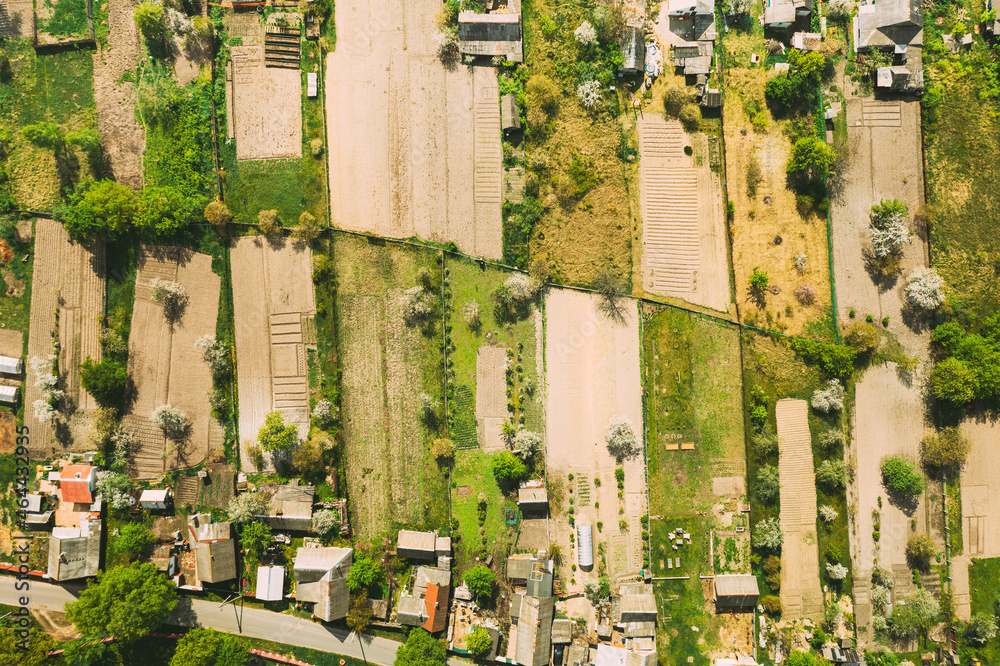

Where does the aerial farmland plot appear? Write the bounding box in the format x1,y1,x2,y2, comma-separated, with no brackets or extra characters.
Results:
329,233,449,541
124,246,222,479
231,236,316,472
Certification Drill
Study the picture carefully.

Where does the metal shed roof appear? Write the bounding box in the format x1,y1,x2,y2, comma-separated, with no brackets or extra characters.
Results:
714,574,760,597
0,355,23,375
458,12,521,42
256,565,285,601
0,385,17,403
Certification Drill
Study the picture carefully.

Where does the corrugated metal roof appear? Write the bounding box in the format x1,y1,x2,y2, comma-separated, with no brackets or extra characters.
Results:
551,618,573,643
458,12,522,42
514,595,553,666
397,530,436,553
256,565,285,601
194,537,236,583
294,546,352,572
507,557,533,579
714,574,760,597
397,594,427,625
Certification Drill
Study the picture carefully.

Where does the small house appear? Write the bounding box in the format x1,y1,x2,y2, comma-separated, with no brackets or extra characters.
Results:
667,0,714,19
501,94,521,140
397,529,450,561
256,565,285,601
48,519,102,581
517,482,547,513
458,6,524,63
188,514,236,584
293,546,353,621
822,646,862,666
855,0,923,51
397,566,451,633
514,595,553,666
701,88,722,108
0,355,23,376
619,27,646,77
256,482,315,531
23,494,53,530
139,489,172,511
551,618,573,644
0,385,17,406
618,583,657,624
763,0,813,30
713,574,760,612
58,465,98,505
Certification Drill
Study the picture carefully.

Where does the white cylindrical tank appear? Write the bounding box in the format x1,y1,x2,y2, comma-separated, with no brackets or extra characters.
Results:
577,524,594,568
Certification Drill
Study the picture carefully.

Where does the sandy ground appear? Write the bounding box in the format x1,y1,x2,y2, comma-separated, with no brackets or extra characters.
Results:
949,418,1000,621
849,363,928,646
475,345,507,453
0,329,22,357
637,116,731,313
544,289,646,590
231,237,315,472
24,220,104,457
776,399,823,621
93,0,145,190
126,246,221,479
0,0,32,37
231,45,302,160
830,94,929,359
325,0,502,259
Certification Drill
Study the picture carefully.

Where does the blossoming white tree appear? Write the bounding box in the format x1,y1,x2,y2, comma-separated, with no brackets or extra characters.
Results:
905,268,945,310
574,20,597,46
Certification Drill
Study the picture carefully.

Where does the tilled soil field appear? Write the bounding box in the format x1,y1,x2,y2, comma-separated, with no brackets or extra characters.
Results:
126,246,221,479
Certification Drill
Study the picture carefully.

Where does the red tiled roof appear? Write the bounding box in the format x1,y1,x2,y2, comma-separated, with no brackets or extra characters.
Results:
422,583,448,633
60,466,94,504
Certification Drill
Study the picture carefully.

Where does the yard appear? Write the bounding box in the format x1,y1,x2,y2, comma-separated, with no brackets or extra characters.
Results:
0,218,34,371
451,449,519,571
964,557,1000,663
329,232,449,542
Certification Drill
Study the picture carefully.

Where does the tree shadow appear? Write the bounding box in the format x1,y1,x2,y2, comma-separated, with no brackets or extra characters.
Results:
884,488,920,516
899,302,935,335
862,248,902,293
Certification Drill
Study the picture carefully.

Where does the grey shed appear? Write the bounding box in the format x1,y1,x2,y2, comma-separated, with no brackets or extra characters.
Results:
620,27,646,76
502,95,521,136
713,574,760,611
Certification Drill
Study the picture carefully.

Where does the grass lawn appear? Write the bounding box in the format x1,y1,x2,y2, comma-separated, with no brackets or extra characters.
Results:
650,516,717,665
451,449,518,571
0,221,34,348
445,254,543,449
964,557,1000,663
642,304,745,516
220,40,327,226
2,43,100,210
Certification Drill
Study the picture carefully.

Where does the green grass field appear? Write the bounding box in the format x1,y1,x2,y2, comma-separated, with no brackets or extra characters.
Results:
452,448,518,570
643,305,745,516
965,557,1000,663
0,223,34,349
220,41,327,226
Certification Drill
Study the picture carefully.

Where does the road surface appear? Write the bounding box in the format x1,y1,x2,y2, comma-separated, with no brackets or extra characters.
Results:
1,577,469,665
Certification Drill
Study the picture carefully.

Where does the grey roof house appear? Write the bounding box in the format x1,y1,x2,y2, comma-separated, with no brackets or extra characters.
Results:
854,0,924,92
256,482,315,531
514,595,553,666
458,3,524,63
48,519,102,581
397,530,450,560
713,574,760,611
293,546,353,622
188,514,237,584
620,27,646,76
763,0,813,29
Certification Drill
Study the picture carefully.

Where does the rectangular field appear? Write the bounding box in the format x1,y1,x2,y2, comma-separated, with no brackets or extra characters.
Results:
544,289,645,585
125,246,222,479
24,220,104,456
331,233,448,540
232,236,316,472
231,45,302,161
325,0,501,259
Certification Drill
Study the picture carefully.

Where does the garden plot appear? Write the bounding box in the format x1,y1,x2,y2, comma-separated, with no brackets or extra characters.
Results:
849,363,927,643
125,246,221,479
325,0,502,259
231,237,315,472
24,220,104,457
545,289,645,585
230,44,302,160
637,115,730,313
829,95,928,357
475,345,508,453
776,398,823,621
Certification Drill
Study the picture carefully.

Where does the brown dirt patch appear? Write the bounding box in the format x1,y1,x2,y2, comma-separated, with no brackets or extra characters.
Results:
0,411,14,454
151,515,186,543
3,270,24,297
31,610,81,642
457,485,473,500
0,239,13,265
231,43,301,161
723,67,833,337
0,329,24,358
325,2,501,259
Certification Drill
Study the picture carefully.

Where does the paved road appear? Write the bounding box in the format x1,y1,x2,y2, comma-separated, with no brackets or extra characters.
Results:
0,578,469,665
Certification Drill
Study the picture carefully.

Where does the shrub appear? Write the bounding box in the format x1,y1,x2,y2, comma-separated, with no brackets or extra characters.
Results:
312,509,341,542
432,438,455,460
79,357,127,409
194,335,230,375
203,200,232,231
845,321,880,352
795,283,816,305
794,253,807,272
965,613,998,646
820,429,845,449
604,415,640,462
869,199,910,258
931,357,977,404
464,300,481,330
574,20,597,45
312,399,338,429
663,85,690,117
905,533,935,570
905,268,945,310
789,339,857,380
258,209,282,235
152,404,189,440
753,517,784,550
810,379,845,413
881,456,925,497
292,211,323,242
761,595,782,616
96,470,133,511
756,465,780,503
751,426,778,458
512,428,542,457
826,562,848,580
816,460,848,490
679,103,700,130
491,450,528,487
920,427,970,471
257,411,299,452
819,505,839,522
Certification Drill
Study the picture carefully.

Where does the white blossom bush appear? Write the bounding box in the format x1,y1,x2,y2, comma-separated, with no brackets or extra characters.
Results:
165,8,193,34
574,20,598,46
312,509,341,541
826,562,848,580
869,200,911,258
195,335,230,374
30,355,64,409
33,399,56,423
577,80,602,109
728,0,754,15
811,379,845,413
605,415,640,462
870,584,891,612
402,285,435,325
966,613,998,645
872,614,888,632
228,491,270,523
820,429,846,448
312,399,338,428
111,427,137,471
464,300,481,329
151,278,186,306
794,253,807,272
512,428,542,458
819,505,839,523
96,470,133,511
752,517,784,550
905,268,945,311
152,404,190,440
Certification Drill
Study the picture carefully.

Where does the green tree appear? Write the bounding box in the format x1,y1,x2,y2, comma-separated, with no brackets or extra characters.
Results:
79,357,128,410
755,464,780,503
291,438,325,482
346,593,374,633
347,553,384,593
881,456,925,497
844,321,880,352
204,200,232,232
748,265,770,304
905,533,935,570
787,136,836,181
66,563,178,643
170,628,249,666
491,450,528,487
463,564,496,600
59,179,138,242
466,626,493,657
258,209,282,235
931,322,964,354
887,588,938,639
931,357,978,404
21,121,64,148
111,522,155,562
965,612,998,646
921,427,971,472
135,186,203,237
292,211,323,241
394,628,447,666
134,2,165,43
257,411,299,452
816,460,848,490
240,521,272,562
0,625,55,665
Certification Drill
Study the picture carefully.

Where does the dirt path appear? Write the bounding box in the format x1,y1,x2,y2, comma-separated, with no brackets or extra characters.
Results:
776,398,823,621
324,0,501,259
849,363,928,646
544,289,646,587
92,0,145,190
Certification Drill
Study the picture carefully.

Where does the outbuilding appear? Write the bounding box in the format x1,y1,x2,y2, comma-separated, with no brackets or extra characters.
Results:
139,489,172,510
0,385,18,406
577,523,593,569
713,574,760,612
0,355,23,376
256,565,285,601
501,94,521,140
59,465,98,505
